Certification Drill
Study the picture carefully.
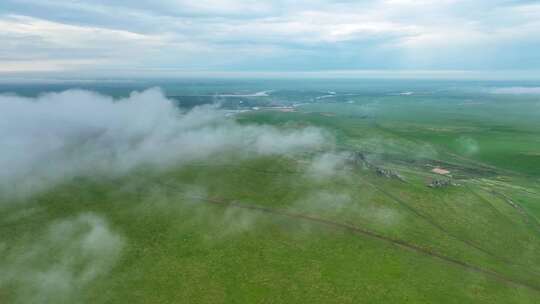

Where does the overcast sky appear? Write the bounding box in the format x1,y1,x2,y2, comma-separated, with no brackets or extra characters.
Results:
1,0,540,78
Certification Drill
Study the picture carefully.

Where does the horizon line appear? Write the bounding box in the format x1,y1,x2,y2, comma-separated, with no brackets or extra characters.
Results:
2,69,540,83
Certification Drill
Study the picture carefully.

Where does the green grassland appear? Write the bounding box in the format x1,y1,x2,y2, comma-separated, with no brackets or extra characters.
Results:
2,93,540,303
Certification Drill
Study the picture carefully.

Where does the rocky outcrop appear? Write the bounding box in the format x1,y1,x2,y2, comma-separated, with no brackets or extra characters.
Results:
428,179,454,188
375,167,404,181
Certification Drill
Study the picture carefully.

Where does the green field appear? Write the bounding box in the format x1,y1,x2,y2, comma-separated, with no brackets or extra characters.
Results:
1,90,540,303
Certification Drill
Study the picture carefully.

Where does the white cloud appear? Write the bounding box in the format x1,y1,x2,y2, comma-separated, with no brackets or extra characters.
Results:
456,136,479,156
0,15,165,50
175,0,274,15
0,60,100,72
0,14,207,72
306,152,350,180
294,190,353,214
1,0,540,73
0,88,329,199
0,213,124,304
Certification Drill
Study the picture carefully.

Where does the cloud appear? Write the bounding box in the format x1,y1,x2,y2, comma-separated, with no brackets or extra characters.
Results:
2,0,540,74
361,205,401,227
0,60,100,73
0,88,328,200
306,152,350,180
0,213,124,304
294,190,354,214
456,136,479,156
216,207,263,237
0,14,209,73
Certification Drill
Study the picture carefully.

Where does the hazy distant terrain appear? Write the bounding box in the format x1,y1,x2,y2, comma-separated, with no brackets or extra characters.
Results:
1,80,540,303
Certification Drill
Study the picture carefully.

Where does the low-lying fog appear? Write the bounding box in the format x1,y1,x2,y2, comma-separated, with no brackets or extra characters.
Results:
0,88,330,200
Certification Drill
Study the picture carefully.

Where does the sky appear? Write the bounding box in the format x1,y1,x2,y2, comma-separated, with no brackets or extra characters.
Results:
1,0,540,79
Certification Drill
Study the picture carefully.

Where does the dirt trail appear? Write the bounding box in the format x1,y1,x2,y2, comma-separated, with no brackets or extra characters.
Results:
157,181,540,293
364,181,527,267
179,162,539,275
189,161,521,267
492,191,531,223
491,190,540,233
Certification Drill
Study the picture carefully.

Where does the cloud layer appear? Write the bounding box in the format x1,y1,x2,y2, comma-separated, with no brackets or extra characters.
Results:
0,88,328,199
1,0,540,76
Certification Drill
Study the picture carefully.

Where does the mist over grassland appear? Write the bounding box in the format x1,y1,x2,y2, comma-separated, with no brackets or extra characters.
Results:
1,83,540,303
0,88,330,200
0,87,338,303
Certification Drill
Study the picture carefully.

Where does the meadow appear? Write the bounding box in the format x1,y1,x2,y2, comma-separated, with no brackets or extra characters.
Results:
1,84,539,303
